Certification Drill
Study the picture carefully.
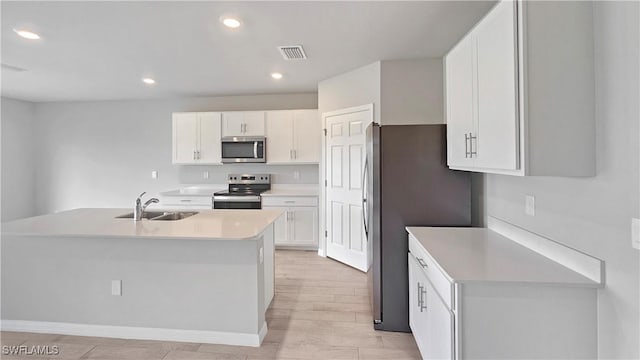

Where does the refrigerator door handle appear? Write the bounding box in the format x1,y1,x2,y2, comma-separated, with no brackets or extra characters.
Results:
362,157,369,238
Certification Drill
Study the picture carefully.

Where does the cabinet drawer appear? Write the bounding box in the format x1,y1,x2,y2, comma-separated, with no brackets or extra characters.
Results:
262,196,317,207
409,234,454,310
161,196,212,207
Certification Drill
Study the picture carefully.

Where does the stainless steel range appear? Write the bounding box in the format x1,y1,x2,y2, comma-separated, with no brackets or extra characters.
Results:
213,174,271,209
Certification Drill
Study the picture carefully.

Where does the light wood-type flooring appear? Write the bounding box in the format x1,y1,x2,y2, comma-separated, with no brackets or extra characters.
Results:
0,250,420,359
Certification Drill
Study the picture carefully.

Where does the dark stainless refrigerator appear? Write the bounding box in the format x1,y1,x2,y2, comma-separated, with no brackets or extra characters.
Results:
365,124,470,332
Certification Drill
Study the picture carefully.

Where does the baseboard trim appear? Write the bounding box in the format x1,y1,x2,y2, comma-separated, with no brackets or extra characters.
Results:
1,320,268,347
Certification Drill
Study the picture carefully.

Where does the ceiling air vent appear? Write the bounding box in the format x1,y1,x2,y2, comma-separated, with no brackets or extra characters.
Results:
278,45,307,60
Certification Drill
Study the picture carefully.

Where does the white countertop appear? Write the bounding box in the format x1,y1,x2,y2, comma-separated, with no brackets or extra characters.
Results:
261,188,318,197
406,227,600,287
160,185,318,197
2,208,283,241
160,185,225,197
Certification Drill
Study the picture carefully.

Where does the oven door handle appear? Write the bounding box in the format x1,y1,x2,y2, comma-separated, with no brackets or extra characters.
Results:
253,142,258,158
213,195,261,202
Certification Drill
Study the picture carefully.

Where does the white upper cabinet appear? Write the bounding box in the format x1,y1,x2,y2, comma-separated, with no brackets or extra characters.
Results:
444,0,595,176
266,109,320,164
173,113,199,164
172,112,222,165
293,110,321,163
222,111,265,137
445,34,476,169
266,111,295,163
473,0,519,170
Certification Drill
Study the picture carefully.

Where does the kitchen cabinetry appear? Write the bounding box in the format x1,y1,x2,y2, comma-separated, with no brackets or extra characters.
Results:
172,112,222,165
222,111,265,137
266,110,320,164
408,253,453,360
262,196,318,249
159,195,212,210
444,0,595,176
407,226,600,360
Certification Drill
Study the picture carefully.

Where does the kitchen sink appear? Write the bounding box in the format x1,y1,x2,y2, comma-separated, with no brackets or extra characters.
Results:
151,212,198,221
116,211,166,219
115,211,198,221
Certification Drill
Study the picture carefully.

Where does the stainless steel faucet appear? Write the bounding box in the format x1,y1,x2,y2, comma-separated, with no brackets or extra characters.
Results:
134,192,159,221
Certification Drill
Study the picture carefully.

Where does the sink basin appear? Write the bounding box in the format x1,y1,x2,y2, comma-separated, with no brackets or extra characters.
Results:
116,211,166,219
115,211,199,221
151,212,199,221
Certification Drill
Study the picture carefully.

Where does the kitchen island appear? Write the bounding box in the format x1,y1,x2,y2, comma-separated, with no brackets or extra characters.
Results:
1,208,282,346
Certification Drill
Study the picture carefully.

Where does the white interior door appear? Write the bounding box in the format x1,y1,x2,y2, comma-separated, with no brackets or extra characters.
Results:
325,108,372,272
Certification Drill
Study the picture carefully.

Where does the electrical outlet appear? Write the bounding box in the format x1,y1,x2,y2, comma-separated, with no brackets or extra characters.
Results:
293,171,300,180
203,171,209,180
111,280,122,296
151,170,158,179
632,218,640,250
525,195,535,216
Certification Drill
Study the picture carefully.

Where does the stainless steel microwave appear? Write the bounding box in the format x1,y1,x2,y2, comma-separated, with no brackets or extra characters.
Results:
221,136,266,163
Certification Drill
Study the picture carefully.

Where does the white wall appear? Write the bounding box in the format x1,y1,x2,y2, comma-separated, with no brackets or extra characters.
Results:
318,58,445,125
380,58,444,125
479,2,639,358
318,62,381,123
33,93,318,215
1,98,36,221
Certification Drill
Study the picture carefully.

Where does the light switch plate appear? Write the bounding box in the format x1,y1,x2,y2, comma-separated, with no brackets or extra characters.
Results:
632,218,640,250
293,171,300,180
203,171,209,180
151,170,158,179
111,280,122,296
525,195,535,216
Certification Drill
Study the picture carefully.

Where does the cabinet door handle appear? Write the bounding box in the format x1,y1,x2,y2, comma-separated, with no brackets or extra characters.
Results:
464,133,469,158
417,258,428,268
197,150,201,160
417,282,423,309
293,150,297,159
420,285,427,312
469,132,477,158
284,200,295,204
290,149,293,160
180,199,193,202
193,150,196,160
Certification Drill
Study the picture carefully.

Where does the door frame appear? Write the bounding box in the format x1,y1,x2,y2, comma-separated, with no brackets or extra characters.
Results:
319,103,374,257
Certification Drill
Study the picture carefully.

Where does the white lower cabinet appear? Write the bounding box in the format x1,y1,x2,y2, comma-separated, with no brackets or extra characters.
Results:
409,253,454,360
262,196,318,249
408,233,598,360
159,195,212,210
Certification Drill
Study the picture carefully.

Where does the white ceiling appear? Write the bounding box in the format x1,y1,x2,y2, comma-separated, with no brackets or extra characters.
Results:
1,1,494,102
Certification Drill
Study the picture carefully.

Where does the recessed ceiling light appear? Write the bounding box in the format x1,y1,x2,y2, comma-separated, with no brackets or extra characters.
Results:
13,29,40,40
222,17,241,29
142,78,156,85
271,72,283,80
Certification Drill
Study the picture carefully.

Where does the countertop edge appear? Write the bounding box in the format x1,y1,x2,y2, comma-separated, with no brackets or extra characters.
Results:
406,226,602,289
